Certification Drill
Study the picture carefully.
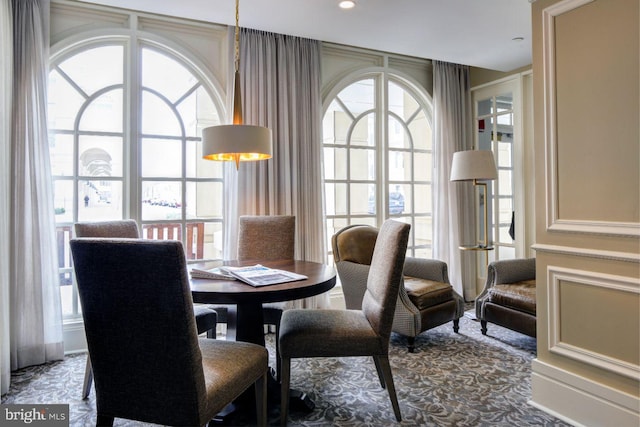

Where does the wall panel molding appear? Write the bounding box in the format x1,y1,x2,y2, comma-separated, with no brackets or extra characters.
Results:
546,266,640,379
533,244,640,263
542,0,640,237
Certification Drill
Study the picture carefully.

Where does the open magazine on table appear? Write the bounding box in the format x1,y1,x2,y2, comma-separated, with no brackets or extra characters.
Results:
191,264,307,287
190,267,236,281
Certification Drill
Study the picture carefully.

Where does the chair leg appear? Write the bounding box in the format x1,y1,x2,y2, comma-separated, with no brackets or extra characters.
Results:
280,357,291,427
453,318,460,333
480,320,488,335
374,355,402,422
82,356,93,400
255,372,267,427
96,415,114,426
264,307,283,382
275,322,281,382
407,336,416,353
372,356,386,388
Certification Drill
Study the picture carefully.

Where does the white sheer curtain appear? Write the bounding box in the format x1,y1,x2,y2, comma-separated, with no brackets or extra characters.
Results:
9,0,64,372
432,61,477,301
223,28,327,308
1,0,13,396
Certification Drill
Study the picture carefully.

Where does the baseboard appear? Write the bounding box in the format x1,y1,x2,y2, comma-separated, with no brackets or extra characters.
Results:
531,358,640,427
63,320,87,354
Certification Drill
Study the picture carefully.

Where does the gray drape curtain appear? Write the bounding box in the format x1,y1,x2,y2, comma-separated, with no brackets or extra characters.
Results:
222,29,327,308
1,0,13,396
432,61,476,300
8,0,64,375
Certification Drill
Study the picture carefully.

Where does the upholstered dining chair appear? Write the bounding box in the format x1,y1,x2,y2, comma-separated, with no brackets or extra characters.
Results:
279,219,411,426
332,224,465,352
73,220,218,400
70,238,268,427
238,215,295,381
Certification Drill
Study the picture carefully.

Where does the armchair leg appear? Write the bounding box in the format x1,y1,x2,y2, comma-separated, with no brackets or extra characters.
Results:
453,318,460,333
406,337,415,353
480,320,488,335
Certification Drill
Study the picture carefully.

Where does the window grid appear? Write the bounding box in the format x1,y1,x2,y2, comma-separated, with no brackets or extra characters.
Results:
49,41,224,321
476,94,516,263
323,75,433,259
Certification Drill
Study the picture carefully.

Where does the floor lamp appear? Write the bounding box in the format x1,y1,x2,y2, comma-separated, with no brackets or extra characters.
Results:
450,150,498,250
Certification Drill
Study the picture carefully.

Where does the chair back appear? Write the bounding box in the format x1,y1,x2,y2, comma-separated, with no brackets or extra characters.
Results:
238,215,295,261
332,224,378,309
489,258,536,286
361,220,410,344
70,238,207,426
332,224,377,265
74,219,139,238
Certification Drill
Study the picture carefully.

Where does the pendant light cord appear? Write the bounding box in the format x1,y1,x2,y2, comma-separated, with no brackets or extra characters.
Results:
231,0,243,125
234,0,240,73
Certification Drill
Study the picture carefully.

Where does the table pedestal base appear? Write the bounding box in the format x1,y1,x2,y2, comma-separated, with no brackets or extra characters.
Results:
289,389,315,412
211,302,320,424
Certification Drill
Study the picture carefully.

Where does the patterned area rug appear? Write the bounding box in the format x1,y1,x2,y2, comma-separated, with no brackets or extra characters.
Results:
2,312,569,426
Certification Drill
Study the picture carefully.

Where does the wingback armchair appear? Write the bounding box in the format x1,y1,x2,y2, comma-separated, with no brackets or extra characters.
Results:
332,224,465,352
475,258,536,338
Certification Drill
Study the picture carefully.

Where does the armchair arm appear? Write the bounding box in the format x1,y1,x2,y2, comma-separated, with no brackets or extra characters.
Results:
403,257,449,283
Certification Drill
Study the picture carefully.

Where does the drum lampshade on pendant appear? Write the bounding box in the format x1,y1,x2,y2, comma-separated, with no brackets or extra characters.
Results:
202,0,272,169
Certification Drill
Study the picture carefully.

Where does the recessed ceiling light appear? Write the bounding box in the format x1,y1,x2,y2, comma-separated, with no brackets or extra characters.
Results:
512,37,525,42
339,1,356,9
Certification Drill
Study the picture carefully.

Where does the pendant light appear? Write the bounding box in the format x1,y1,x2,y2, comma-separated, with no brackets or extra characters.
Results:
202,0,272,169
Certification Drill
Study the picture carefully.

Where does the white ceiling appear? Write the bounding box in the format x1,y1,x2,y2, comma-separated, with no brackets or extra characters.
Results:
79,0,533,72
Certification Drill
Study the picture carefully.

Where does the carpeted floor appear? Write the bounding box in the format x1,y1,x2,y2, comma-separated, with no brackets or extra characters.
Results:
2,312,569,426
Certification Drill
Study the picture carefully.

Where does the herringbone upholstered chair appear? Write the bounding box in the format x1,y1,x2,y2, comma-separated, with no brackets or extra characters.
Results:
238,215,295,381
73,220,218,400
70,238,268,426
333,224,464,352
279,219,410,426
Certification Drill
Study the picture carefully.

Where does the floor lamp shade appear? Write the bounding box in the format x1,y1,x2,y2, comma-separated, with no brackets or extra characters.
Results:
450,150,497,182
450,150,497,249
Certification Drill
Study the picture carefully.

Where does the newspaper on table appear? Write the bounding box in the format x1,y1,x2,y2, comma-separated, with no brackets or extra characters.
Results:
190,267,237,280
196,264,307,287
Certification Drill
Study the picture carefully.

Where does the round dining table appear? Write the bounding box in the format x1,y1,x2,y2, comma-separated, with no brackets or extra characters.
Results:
190,259,336,347
190,259,336,418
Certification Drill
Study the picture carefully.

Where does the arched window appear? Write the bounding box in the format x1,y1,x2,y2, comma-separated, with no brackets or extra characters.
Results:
49,40,224,319
323,74,433,260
